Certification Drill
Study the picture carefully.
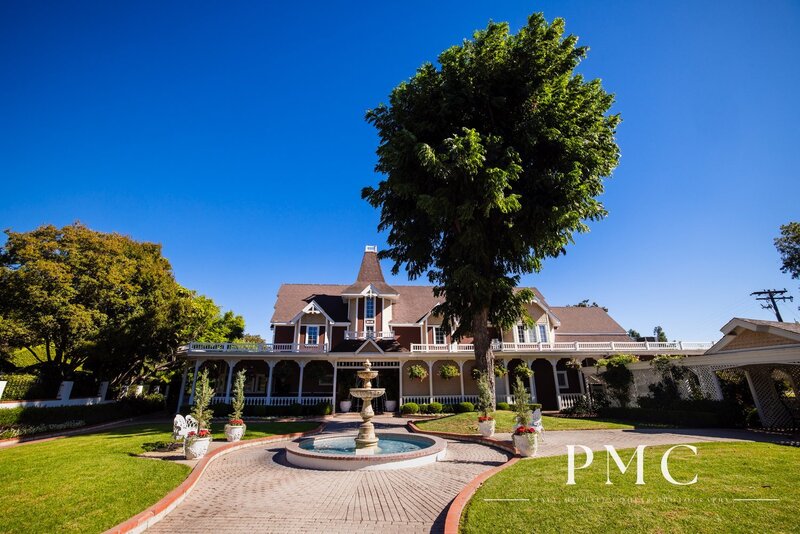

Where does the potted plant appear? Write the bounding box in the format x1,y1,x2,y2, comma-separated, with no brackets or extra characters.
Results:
185,369,214,460
439,364,460,380
384,399,397,412
475,371,495,437
224,369,247,442
511,376,539,456
408,364,428,382
339,398,353,412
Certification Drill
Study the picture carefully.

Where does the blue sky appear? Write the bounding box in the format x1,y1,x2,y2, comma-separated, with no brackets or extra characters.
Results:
2,1,799,341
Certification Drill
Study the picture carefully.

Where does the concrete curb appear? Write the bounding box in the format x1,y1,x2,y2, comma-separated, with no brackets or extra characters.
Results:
406,420,518,455
104,423,325,534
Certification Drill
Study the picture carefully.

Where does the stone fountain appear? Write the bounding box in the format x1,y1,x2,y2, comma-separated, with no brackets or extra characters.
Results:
348,360,385,451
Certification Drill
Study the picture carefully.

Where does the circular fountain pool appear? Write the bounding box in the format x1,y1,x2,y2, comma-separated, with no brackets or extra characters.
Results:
285,433,447,471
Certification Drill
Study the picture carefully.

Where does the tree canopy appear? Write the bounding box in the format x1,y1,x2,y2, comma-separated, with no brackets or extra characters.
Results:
0,223,244,387
775,221,800,280
568,299,608,312
363,13,620,403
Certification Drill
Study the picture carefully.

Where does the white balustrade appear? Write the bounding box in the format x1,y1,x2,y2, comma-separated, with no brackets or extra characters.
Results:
209,396,333,407
187,342,328,353
344,331,394,340
558,393,585,410
410,341,712,354
400,395,479,406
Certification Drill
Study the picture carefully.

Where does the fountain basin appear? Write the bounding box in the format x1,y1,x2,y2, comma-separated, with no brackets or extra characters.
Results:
285,433,447,471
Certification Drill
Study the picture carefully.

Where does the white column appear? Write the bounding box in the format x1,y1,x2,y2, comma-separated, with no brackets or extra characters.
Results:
527,360,537,403
457,360,465,401
399,360,404,404
188,359,201,404
224,359,239,402
502,359,511,403
176,367,188,413
550,359,562,411
266,360,277,403
577,360,586,395
427,360,435,403
331,360,338,414
297,360,307,401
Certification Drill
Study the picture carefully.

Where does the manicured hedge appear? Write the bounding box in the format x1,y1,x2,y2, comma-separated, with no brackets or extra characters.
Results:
455,401,475,413
598,407,727,427
239,401,332,417
0,374,52,401
400,402,419,415
0,395,165,429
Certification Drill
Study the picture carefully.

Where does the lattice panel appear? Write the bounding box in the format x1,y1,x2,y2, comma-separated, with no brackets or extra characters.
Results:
630,367,661,402
745,365,793,428
690,366,723,400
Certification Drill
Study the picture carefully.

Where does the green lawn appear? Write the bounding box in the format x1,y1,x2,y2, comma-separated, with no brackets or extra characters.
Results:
211,421,319,441
416,411,637,434
0,421,318,534
462,441,799,533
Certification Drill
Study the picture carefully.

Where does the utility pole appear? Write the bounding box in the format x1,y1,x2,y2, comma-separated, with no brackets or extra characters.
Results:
750,289,793,322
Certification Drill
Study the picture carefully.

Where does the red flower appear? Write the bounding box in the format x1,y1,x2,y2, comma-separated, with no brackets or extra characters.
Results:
229,419,244,426
478,416,494,422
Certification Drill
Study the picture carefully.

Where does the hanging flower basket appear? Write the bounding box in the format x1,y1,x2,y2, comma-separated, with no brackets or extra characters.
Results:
408,364,428,382
515,365,533,379
566,358,582,370
494,363,508,378
439,364,460,380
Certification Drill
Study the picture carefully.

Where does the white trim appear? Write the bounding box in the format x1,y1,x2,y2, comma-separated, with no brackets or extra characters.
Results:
365,296,376,319
355,339,385,355
556,370,569,390
305,325,320,345
707,318,800,354
290,300,335,325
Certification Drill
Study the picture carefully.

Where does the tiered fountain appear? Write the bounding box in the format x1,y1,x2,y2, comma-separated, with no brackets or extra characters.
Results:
284,360,447,470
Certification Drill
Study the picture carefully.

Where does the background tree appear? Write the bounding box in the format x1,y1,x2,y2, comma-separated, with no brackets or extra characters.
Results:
363,14,620,405
627,329,641,340
568,299,608,312
653,325,668,342
775,222,800,309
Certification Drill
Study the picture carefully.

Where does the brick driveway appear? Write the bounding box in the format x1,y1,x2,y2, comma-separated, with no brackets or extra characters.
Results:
148,416,509,534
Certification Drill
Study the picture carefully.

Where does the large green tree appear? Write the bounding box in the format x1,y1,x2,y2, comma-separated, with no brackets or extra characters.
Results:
362,14,620,404
0,223,243,387
775,221,800,279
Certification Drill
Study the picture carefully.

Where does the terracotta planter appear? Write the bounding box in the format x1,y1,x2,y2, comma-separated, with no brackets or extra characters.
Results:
224,424,245,442
385,400,397,412
513,433,538,457
339,400,352,412
477,419,496,437
184,436,212,460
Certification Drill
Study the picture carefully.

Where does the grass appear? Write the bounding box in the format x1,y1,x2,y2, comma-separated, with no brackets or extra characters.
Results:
211,421,319,441
0,421,319,533
415,411,638,434
462,441,800,533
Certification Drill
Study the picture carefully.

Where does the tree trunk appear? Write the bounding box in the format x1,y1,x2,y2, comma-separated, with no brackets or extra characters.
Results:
471,307,496,408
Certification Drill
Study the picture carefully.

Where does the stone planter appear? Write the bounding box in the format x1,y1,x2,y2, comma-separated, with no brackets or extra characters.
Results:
477,419,496,437
224,424,245,442
384,400,397,412
513,433,539,457
184,436,212,460
339,400,352,412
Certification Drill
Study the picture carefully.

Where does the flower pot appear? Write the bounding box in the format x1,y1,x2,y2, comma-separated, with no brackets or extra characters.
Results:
385,400,397,412
478,419,496,437
184,436,212,460
339,400,352,412
513,433,538,457
224,424,245,442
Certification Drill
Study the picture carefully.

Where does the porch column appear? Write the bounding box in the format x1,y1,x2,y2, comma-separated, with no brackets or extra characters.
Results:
526,360,537,403
331,360,338,414
398,360,404,404
502,359,511,403
224,359,239,402
577,360,587,395
176,367,188,413
550,359,562,411
188,359,201,404
457,360,465,401
297,360,307,401
266,360,277,403
427,360,435,403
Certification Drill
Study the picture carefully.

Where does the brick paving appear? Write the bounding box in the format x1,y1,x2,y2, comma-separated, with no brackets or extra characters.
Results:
148,417,787,533
148,416,509,534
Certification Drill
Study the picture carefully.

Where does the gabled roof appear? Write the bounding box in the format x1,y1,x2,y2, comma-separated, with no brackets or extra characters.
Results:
548,306,630,340
330,339,406,353
271,284,349,324
706,317,800,353
342,249,398,296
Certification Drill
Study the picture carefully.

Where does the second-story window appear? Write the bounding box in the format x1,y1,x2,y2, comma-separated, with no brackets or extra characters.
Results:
306,325,319,345
433,326,446,345
365,325,375,338
517,324,537,343
538,324,549,343
365,297,375,319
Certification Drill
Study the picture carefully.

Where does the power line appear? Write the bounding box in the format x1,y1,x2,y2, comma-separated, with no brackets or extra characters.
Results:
750,289,794,322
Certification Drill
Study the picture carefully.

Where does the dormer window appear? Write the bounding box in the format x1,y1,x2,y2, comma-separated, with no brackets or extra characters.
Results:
516,324,537,343
433,326,446,345
306,325,319,345
538,324,549,343
365,296,375,319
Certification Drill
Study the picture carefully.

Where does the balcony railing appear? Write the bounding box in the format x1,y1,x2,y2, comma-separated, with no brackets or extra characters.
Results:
186,342,328,354
409,341,713,354
344,330,395,340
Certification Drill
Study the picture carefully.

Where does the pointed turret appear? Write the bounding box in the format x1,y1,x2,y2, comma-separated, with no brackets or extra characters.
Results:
342,246,398,296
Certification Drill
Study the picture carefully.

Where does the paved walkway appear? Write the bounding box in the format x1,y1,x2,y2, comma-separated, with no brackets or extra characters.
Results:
147,416,790,534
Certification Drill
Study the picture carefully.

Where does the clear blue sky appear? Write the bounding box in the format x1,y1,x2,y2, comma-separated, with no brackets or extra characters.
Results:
2,1,799,342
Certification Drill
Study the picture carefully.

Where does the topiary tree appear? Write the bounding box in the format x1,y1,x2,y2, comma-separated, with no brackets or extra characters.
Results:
190,368,215,430
229,369,246,422
476,371,494,419
362,13,621,408
512,376,532,426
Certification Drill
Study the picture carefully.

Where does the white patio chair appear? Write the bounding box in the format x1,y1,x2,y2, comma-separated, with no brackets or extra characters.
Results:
531,408,544,441
172,414,199,441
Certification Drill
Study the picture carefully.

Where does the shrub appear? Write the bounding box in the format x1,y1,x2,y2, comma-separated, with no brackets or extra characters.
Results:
438,364,460,380
441,404,454,413
496,402,511,411
455,401,475,413
400,402,420,415
562,395,593,416
0,396,164,430
428,402,443,414
597,354,637,407
418,403,430,414
1,374,50,401
211,402,233,417
597,406,727,427
313,401,333,416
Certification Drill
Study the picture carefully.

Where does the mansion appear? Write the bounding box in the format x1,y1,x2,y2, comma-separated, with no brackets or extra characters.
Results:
177,246,712,413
